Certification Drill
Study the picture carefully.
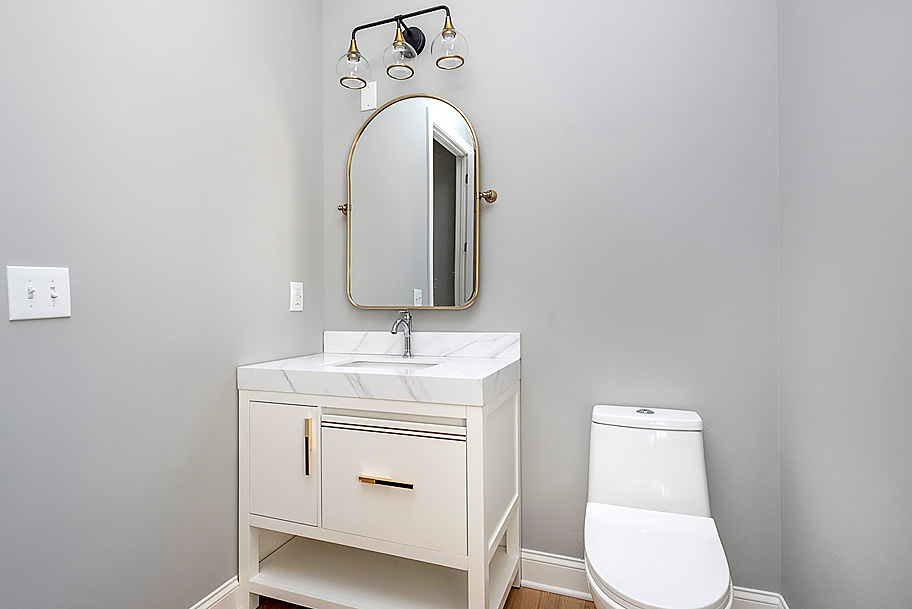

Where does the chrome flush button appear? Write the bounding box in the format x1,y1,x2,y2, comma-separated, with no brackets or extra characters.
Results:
636,409,654,415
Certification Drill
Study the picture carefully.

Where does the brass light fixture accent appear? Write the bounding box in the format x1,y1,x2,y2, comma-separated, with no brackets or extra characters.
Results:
432,15,467,70
384,26,418,80
335,5,467,89
336,39,370,90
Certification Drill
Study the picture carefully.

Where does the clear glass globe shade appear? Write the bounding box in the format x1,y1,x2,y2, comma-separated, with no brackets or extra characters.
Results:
431,28,468,69
336,51,371,89
383,40,417,80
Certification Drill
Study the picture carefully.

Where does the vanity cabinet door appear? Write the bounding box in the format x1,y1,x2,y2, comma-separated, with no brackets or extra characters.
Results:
249,401,318,526
321,416,467,556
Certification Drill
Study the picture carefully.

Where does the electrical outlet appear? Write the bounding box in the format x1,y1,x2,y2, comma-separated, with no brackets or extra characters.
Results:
290,282,304,311
413,289,423,306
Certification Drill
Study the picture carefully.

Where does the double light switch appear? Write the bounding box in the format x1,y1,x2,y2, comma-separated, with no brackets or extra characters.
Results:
6,266,71,321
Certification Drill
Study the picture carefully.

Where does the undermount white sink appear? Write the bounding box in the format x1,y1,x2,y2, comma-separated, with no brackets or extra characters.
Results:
336,360,437,370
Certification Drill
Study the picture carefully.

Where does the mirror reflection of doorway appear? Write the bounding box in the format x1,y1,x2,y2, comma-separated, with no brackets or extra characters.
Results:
432,140,457,306
427,109,475,307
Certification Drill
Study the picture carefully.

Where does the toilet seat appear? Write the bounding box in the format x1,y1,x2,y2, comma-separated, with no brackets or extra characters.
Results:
584,503,732,609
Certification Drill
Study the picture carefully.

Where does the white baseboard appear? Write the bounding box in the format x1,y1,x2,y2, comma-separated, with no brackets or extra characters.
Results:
520,549,789,609
729,586,790,609
189,577,239,609
520,549,592,600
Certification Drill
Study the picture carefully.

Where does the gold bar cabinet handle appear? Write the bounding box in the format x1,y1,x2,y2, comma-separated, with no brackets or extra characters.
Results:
304,418,314,476
358,475,414,490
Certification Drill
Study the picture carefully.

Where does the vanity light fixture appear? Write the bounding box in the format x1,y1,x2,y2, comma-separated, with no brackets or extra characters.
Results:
335,5,468,90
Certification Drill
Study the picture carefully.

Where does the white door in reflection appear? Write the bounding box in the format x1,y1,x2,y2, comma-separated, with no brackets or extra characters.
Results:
426,108,475,306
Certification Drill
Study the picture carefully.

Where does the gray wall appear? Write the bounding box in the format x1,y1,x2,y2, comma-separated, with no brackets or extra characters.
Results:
18,1,912,604
350,100,430,304
0,2,324,608
779,1,912,606
323,0,782,591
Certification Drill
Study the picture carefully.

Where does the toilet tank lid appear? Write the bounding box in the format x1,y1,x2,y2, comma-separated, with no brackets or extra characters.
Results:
592,405,703,431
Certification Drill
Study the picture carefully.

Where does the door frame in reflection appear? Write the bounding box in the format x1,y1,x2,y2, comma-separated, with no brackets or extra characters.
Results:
426,109,475,306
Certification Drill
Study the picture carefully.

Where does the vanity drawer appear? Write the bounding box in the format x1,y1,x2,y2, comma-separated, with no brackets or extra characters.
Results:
321,416,467,556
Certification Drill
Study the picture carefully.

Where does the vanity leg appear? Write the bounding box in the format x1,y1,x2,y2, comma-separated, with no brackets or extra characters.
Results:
468,562,490,609
509,387,522,589
507,386,522,588
466,408,488,609
238,525,259,609
239,390,257,609
508,509,521,588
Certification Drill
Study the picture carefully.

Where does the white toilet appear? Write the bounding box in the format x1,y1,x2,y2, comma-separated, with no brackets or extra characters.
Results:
585,405,733,609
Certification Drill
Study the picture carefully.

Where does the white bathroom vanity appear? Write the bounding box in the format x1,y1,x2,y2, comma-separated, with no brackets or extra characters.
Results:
237,332,521,609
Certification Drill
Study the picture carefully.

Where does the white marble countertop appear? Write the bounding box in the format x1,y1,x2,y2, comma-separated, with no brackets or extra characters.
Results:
237,332,520,406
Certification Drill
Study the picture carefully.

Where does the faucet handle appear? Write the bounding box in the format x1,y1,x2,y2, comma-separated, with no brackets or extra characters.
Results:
398,309,411,321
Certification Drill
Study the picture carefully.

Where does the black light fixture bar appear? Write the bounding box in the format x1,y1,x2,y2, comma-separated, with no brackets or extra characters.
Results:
350,5,451,54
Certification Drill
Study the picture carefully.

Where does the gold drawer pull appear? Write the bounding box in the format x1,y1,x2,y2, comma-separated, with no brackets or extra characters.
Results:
358,475,414,490
304,418,314,476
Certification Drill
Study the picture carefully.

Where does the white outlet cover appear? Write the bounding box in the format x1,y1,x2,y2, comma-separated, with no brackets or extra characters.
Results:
290,281,304,312
7,266,71,321
361,81,377,112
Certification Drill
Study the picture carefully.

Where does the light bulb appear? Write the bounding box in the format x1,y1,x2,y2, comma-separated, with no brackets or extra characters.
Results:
431,15,467,70
336,39,371,89
383,27,418,80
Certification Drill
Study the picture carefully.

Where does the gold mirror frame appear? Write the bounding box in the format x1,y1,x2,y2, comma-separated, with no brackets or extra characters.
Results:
344,94,483,310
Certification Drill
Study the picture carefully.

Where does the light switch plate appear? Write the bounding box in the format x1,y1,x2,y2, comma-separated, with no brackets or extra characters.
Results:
7,266,71,321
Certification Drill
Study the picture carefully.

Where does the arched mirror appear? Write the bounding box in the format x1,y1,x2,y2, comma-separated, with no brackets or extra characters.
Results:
344,95,490,309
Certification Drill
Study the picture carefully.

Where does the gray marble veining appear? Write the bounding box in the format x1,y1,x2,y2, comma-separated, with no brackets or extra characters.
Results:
238,333,520,406
323,331,520,359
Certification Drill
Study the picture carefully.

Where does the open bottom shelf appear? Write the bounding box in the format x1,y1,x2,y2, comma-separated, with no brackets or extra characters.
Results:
250,537,468,609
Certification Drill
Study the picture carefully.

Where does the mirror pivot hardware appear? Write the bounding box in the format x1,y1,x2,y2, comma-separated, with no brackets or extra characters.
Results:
338,203,349,215
480,189,497,203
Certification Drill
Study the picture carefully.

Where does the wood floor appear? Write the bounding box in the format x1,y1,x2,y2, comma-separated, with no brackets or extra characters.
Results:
503,587,596,609
257,587,596,609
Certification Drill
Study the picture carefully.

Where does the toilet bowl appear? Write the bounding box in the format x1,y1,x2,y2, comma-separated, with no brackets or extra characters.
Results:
584,405,733,609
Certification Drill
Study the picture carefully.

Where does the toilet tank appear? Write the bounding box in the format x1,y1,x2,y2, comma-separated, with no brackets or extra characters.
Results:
588,405,711,518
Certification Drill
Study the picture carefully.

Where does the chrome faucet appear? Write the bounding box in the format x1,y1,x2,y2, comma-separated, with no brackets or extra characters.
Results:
390,310,412,358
